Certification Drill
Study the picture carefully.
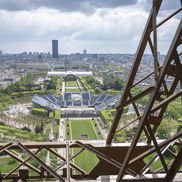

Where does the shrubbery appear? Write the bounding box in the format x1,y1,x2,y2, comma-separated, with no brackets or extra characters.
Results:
31,108,48,117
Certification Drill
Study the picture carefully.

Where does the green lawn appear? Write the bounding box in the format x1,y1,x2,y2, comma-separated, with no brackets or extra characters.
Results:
65,81,78,87
0,157,19,173
65,120,102,140
79,77,95,94
46,123,59,139
0,125,48,142
55,78,62,96
65,119,101,173
73,149,99,173
65,88,80,93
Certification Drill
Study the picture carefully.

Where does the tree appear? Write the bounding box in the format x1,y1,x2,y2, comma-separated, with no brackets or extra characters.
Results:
35,125,41,134
157,119,177,139
102,73,124,90
114,78,123,90
166,102,182,120
35,123,44,134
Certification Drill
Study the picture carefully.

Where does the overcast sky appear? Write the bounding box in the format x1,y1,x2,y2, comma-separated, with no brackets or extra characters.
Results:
0,0,181,54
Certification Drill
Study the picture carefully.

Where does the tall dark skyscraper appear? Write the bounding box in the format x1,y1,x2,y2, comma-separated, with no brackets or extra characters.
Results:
52,40,59,58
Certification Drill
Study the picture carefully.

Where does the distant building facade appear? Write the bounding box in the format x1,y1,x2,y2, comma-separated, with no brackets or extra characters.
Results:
83,49,87,55
52,40,59,58
47,71,93,77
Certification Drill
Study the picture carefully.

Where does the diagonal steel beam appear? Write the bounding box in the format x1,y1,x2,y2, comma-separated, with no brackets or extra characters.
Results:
106,0,163,145
17,142,65,182
5,149,40,174
0,142,13,153
76,141,136,176
47,148,87,175
148,7,182,32
116,86,155,110
129,132,182,165
140,142,174,175
4,148,42,179
117,19,182,181
144,123,169,174
151,90,182,113
66,142,71,182
165,146,182,181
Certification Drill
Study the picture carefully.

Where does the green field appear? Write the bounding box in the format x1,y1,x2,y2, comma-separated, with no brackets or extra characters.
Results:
65,120,102,140
65,119,102,173
73,148,99,173
65,81,78,87
65,88,80,93
0,124,48,142
0,157,19,173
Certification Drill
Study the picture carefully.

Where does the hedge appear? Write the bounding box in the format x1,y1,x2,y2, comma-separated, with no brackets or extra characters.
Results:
31,108,48,117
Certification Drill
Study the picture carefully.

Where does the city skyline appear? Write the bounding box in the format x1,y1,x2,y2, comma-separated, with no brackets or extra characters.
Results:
0,0,180,54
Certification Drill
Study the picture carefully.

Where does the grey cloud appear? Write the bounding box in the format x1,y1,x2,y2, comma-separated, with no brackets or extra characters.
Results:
160,0,181,11
0,0,137,13
143,0,181,11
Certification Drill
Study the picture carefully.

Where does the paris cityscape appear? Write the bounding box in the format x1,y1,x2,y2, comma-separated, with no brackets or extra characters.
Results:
0,0,181,181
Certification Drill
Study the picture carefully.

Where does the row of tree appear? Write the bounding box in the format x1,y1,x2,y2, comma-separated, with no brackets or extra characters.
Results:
102,73,124,90
85,74,124,93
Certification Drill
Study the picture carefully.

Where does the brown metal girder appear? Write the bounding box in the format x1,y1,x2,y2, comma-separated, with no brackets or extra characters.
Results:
129,66,163,90
116,86,155,111
76,141,137,176
149,74,179,138
165,145,182,181
47,148,87,175
106,0,163,144
55,149,86,174
148,7,182,33
148,33,170,93
76,141,122,169
4,149,40,175
148,36,160,68
84,145,151,178
17,142,65,182
140,142,174,175
178,51,182,56
121,90,152,142
150,90,182,114
115,115,157,135
129,93,140,117
115,117,140,134
147,115,161,125
117,89,160,181
165,63,182,77
72,174,166,182
0,174,59,181
0,142,13,153
153,0,160,83
4,148,42,179
129,93,152,142
0,142,67,149
69,148,85,162
174,51,182,85
129,132,182,165
144,123,169,174
167,148,177,158
129,71,155,90
66,142,70,181
0,142,83,150
117,20,182,180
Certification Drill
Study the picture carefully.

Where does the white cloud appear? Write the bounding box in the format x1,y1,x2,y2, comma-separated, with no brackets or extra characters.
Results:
0,2,180,54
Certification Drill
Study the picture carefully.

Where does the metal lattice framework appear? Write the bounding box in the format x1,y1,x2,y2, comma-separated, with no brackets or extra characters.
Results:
0,0,182,181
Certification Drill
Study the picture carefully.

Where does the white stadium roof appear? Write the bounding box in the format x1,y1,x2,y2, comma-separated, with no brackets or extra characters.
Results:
47,71,93,77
